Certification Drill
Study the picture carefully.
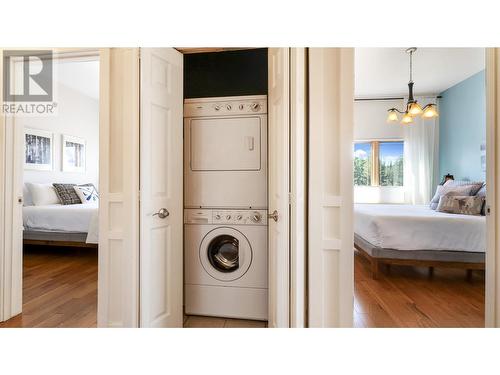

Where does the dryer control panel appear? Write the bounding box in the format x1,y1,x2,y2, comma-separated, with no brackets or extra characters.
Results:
184,209,267,226
184,95,267,117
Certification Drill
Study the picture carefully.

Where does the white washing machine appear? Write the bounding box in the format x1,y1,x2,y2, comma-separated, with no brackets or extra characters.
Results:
184,95,267,209
184,208,268,320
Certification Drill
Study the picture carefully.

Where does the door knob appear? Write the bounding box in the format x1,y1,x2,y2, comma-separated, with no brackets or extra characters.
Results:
268,210,279,222
153,208,169,219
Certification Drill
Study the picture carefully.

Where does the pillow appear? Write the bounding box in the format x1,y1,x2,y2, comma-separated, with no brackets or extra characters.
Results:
53,183,87,205
436,195,485,215
429,180,484,210
475,183,487,215
23,183,34,206
73,184,99,204
475,183,486,198
27,183,61,206
430,185,445,209
444,180,484,195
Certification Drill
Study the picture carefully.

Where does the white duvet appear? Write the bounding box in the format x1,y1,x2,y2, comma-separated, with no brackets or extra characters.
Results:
354,204,486,253
23,203,99,244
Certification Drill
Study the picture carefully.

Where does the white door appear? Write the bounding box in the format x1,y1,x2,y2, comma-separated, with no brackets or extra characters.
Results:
267,48,290,328
140,48,183,328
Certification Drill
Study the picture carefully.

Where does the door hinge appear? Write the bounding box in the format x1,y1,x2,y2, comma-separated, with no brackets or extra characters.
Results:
486,205,491,215
288,192,293,205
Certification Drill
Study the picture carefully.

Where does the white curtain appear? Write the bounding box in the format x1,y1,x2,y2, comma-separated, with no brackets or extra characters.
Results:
403,96,439,205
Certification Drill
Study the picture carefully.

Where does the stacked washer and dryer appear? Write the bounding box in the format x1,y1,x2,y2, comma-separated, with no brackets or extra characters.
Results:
183,95,268,321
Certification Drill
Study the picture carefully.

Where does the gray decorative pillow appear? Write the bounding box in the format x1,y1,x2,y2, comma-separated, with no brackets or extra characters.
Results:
53,183,93,205
444,180,484,195
475,183,487,215
429,180,484,210
436,195,485,215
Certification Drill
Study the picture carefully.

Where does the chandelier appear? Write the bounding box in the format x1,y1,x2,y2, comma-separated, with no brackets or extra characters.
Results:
387,47,439,124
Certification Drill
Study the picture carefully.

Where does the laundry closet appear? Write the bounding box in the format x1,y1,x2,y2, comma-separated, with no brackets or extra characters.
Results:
182,49,269,322
139,47,296,329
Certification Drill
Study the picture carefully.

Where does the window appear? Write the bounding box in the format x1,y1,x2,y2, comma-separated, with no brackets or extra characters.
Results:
353,142,372,186
353,140,404,187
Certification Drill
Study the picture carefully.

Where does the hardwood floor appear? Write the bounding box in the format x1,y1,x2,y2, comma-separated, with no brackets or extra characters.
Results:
1,245,484,328
184,315,267,328
354,251,485,328
0,246,98,328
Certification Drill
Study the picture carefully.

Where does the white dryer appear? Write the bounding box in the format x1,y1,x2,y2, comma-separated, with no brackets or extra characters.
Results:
184,95,267,209
184,208,268,320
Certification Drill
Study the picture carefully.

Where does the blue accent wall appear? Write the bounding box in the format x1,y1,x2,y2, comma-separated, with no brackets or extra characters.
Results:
439,70,486,182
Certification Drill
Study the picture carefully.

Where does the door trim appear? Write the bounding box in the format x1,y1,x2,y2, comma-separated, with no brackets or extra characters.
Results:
485,48,499,327
267,47,291,328
290,48,308,327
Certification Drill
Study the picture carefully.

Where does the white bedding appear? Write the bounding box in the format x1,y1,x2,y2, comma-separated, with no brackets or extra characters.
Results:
23,203,99,244
354,204,486,253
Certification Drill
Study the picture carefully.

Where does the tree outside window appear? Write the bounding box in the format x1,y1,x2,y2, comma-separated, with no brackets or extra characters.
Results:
353,142,372,186
353,140,404,187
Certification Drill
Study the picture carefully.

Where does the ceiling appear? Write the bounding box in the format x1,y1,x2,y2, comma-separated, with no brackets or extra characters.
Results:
355,48,485,98
54,59,99,99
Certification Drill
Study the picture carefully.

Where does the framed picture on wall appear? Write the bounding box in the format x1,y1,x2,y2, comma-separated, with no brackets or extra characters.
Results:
24,128,53,171
62,134,86,173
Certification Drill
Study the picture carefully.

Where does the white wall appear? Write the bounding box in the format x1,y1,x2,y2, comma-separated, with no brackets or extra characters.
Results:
354,99,405,203
354,99,405,140
19,81,99,187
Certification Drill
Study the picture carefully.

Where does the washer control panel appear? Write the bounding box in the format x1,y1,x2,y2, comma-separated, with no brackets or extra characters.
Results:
184,209,267,225
212,210,267,225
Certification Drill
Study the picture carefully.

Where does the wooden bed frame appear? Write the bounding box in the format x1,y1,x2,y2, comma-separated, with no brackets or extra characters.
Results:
23,239,97,248
23,231,98,249
354,234,485,280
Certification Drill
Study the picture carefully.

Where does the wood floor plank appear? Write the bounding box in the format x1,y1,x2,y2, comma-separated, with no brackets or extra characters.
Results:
0,247,98,328
354,251,485,328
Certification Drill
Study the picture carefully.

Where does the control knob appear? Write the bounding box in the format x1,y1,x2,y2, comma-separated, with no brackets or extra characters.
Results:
237,215,243,220
215,214,221,220
226,104,232,110
239,104,244,110
251,103,260,112
226,215,231,220
251,212,261,223
214,105,221,111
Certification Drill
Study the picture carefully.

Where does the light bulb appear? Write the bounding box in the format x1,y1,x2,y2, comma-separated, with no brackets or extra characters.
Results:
408,102,423,116
401,112,414,125
422,104,439,118
386,109,399,123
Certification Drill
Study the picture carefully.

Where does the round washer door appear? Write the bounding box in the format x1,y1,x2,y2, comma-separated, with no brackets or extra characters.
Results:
199,227,252,282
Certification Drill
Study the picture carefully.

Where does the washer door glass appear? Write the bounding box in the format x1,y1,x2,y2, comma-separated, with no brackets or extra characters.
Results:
208,235,239,273
200,227,252,282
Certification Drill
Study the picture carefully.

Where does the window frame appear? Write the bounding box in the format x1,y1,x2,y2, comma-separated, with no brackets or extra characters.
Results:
354,139,404,187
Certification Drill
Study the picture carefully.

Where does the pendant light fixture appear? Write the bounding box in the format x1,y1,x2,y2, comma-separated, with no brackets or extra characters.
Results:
387,47,439,125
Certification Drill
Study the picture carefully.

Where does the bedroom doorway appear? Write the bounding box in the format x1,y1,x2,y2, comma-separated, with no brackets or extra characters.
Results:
0,51,100,327
353,48,487,327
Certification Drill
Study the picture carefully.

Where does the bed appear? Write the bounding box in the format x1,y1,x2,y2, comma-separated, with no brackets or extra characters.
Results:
354,204,486,279
23,202,99,248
